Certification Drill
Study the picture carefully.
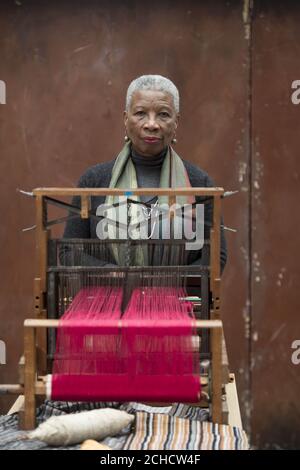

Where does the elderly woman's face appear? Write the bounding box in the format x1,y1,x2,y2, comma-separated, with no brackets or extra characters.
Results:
124,89,179,157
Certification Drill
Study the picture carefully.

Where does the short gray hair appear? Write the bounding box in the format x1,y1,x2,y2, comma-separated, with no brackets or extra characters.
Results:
126,75,180,113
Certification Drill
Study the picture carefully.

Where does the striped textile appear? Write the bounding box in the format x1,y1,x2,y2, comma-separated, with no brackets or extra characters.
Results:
121,402,209,422
0,401,248,450
124,412,249,450
37,400,209,423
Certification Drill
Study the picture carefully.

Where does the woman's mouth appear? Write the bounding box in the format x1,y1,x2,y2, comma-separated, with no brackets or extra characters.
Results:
143,137,161,144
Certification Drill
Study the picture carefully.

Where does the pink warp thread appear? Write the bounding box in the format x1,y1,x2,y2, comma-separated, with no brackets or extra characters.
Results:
51,286,201,401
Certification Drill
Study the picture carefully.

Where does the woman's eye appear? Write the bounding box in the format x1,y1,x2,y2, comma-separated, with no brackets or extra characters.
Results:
135,111,145,116
159,112,170,118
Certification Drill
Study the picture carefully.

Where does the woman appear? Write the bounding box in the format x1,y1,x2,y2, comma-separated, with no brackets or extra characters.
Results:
63,74,227,272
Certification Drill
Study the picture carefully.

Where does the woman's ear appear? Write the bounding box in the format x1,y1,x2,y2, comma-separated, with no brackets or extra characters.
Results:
175,113,180,128
123,110,128,126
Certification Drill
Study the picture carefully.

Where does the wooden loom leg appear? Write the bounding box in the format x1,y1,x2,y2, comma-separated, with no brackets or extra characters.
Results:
23,326,36,430
35,195,48,375
211,326,222,424
34,277,47,375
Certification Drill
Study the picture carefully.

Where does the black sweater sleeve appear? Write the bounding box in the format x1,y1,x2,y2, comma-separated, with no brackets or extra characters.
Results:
63,161,114,239
60,164,117,267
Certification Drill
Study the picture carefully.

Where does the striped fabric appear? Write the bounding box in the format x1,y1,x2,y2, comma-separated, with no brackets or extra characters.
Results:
0,401,248,450
124,412,249,450
121,402,209,422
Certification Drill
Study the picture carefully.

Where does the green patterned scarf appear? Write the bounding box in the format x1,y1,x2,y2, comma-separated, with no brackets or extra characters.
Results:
105,141,194,266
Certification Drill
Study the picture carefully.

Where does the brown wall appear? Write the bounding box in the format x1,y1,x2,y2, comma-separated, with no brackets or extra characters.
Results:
251,0,300,449
0,0,299,449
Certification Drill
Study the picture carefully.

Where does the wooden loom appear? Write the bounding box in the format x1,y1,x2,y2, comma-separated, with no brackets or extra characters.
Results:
1,187,241,430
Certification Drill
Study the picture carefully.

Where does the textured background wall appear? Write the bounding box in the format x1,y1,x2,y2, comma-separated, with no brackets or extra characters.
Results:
0,0,299,449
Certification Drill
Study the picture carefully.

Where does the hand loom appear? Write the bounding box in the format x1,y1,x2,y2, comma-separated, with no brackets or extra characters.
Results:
1,187,239,430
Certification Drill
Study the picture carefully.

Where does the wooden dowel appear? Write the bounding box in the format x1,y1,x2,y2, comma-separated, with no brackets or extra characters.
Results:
81,195,89,219
0,384,24,394
0,383,45,396
24,318,223,330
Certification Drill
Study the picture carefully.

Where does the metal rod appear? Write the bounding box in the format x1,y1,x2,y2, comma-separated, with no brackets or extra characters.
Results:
22,224,37,232
17,189,34,197
222,190,239,198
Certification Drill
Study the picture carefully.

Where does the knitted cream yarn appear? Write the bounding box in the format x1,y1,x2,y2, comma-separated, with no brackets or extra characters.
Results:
28,408,134,446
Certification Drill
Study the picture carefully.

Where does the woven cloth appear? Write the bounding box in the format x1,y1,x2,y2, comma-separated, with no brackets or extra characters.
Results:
0,401,248,450
124,411,249,450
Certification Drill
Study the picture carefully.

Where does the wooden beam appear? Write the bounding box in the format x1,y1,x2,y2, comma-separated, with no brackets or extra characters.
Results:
33,187,224,197
34,195,48,375
211,325,223,423
225,374,243,429
222,333,230,384
23,326,37,430
18,355,25,385
81,195,89,219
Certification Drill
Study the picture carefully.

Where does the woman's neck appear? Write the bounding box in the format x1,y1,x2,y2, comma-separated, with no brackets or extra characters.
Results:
131,146,168,167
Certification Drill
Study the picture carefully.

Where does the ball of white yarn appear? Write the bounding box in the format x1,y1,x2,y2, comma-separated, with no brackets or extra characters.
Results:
29,408,134,446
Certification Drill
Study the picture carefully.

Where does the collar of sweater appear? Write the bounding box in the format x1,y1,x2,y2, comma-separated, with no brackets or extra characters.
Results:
131,146,168,167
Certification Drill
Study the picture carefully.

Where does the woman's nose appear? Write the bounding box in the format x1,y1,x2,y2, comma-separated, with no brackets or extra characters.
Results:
144,114,159,130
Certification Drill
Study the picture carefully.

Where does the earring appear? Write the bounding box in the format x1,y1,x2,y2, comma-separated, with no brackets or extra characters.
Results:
124,135,129,142
171,137,177,144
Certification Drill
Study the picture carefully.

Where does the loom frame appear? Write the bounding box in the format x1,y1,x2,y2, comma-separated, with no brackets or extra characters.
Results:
2,187,237,430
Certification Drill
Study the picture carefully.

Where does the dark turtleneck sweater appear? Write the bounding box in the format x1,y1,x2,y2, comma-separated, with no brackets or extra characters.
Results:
131,146,168,203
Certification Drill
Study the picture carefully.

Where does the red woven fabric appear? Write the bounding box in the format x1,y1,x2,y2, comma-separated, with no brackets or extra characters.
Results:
51,287,201,402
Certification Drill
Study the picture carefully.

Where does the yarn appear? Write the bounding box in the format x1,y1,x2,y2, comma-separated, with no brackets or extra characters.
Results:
28,408,134,446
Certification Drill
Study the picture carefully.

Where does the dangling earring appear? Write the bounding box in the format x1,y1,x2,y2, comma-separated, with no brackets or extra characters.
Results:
171,137,177,144
124,135,129,142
